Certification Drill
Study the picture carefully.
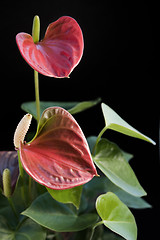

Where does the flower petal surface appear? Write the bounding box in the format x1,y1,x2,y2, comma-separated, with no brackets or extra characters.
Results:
16,16,84,78
20,107,97,189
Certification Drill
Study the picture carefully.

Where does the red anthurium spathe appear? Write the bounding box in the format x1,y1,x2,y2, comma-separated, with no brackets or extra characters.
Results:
17,107,97,190
16,16,84,78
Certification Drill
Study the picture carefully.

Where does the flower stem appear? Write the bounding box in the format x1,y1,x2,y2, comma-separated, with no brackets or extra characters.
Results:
88,221,103,240
8,197,19,219
34,70,40,123
92,126,108,155
32,15,40,124
17,151,26,206
17,150,24,178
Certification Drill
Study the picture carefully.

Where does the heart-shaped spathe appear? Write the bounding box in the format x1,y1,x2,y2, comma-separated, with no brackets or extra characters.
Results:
16,16,84,78
19,107,97,190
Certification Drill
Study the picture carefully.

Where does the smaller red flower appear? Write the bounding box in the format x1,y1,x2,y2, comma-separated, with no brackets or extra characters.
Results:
16,16,84,78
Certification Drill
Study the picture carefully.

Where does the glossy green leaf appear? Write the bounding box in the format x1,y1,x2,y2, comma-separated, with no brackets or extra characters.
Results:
93,138,146,197
101,103,155,145
103,177,151,209
0,215,46,240
87,136,133,161
21,101,78,119
22,192,98,232
0,216,12,240
0,193,18,229
46,185,83,209
69,98,101,114
0,178,31,229
21,98,101,119
96,192,137,240
84,177,151,209
86,138,150,209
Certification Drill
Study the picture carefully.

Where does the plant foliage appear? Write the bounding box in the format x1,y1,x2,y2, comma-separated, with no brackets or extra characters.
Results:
0,15,155,240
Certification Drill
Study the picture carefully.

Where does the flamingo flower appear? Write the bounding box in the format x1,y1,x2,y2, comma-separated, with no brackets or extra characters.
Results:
14,107,97,190
16,16,84,78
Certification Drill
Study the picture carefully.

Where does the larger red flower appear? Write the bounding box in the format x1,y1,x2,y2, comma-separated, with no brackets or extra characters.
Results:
15,107,97,190
16,16,84,78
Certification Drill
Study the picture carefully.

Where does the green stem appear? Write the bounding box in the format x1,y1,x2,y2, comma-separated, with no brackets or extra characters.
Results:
8,198,19,219
28,175,32,202
34,70,40,123
88,228,95,240
92,126,108,155
32,15,40,124
15,216,28,231
17,151,24,178
89,221,103,240
28,175,37,204
17,151,26,206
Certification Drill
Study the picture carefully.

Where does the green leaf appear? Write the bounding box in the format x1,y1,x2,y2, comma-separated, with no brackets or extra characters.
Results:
69,98,101,115
21,98,101,119
93,138,146,197
21,101,78,119
0,215,13,240
0,215,46,240
0,183,46,240
96,192,137,240
86,138,150,209
87,136,133,161
22,192,98,232
46,185,83,209
101,103,155,145
84,176,151,209
0,189,22,229
103,177,151,209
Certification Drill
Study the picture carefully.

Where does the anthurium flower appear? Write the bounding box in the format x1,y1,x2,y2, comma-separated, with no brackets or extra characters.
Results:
16,16,84,78
14,107,97,190
0,151,19,194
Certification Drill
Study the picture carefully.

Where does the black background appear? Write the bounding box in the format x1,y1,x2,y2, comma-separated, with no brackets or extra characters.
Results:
1,1,159,239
